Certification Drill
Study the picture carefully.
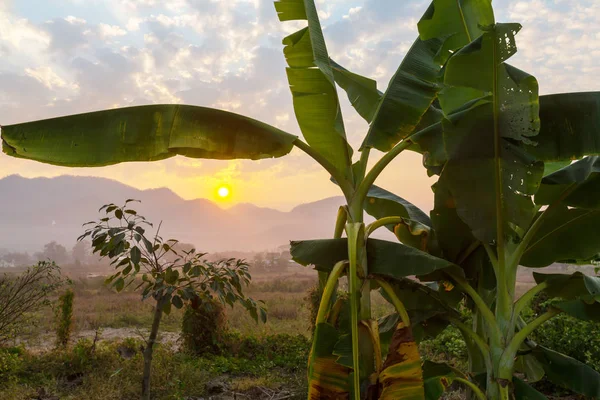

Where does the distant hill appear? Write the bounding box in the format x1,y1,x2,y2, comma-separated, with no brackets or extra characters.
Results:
0,175,394,253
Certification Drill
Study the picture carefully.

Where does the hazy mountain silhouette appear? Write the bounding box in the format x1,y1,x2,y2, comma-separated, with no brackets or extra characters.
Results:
0,175,393,253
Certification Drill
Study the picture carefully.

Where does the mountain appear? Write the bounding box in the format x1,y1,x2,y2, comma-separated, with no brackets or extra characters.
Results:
0,175,394,253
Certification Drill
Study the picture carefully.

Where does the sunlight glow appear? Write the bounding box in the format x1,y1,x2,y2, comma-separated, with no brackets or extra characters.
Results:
217,186,230,198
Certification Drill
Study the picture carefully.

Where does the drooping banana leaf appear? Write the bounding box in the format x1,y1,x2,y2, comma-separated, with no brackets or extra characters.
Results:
378,323,425,399
308,322,351,399
520,205,600,268
527,92,600,162
415,24,544,243
417,0,495,64
531,345,600,398
1,105,297,166
535,156,600,208
275,0,353,179
532,272,600,300
513,376,548,400
290,238,455,278
553,299,600,322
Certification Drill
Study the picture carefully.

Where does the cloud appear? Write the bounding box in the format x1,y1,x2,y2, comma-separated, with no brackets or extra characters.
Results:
0,0,598,211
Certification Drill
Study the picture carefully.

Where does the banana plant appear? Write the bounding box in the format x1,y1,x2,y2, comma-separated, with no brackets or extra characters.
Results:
2,0,600,399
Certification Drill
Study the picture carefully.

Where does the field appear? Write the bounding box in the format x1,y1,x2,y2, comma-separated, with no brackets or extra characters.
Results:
0,266,596,399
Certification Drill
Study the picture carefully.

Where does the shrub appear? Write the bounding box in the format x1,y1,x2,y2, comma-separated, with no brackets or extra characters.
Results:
0,347,23,383
55,289,75,348
180,299,227,355
0,261,67,343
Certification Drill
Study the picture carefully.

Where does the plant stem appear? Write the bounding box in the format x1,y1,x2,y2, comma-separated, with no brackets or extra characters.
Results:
512,282,548,320
293,139,354,200
449,317,492,373
355,148,371,185
142,295,165,400
315,261,348,324
354,140,413,208
499,308,560,378
346,223,363,400
376,279,410,326
447,271,501,341
454,378,486,400
365,216,404,237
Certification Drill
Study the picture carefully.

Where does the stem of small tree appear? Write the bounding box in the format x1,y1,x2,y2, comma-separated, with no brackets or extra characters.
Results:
142,296,165,400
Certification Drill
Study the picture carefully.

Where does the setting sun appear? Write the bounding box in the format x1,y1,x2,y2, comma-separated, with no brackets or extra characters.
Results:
217,186,230,198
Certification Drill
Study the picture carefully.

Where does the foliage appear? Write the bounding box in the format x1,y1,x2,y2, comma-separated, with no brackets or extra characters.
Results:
55,289,75,348
0,347,23,383
0,261,67,343
180,299,227,355
80,201,266,399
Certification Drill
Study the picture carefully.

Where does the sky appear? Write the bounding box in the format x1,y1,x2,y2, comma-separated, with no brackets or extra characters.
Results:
0,0,598,211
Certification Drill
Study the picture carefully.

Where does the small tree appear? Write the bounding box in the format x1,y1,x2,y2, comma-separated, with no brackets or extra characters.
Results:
80,200,267,400
0,261,66,343
55,288,74,348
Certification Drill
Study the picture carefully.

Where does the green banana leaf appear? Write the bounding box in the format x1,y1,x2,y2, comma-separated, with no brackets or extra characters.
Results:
308,322,351,399
290,238,455,279
1,105,297,166
417,24,543,243
276,0,353,178
422,361,457,400
330,59,382,123
553,299,600,322
417,0,494,64
536,156,600,208
532,272,600,300
528,92,600,162
513,376,547,400
521,205,600,268
379,324,425,399
531,345,600,398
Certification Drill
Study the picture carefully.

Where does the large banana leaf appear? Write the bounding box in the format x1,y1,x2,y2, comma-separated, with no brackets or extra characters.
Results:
527,92,600,162
379,324,424,399
520,205,600,268
1,105,297,166
290,238,455,278
276,0,353,178
417,0,494,64
531,345,600,398
308,322,351,399
535,156,600,208
416,24,543,243
513,377,547,400
532,272,600,300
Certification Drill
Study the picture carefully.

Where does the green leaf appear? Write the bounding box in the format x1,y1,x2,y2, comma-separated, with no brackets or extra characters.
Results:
513,376,547,400
1,105,297,166
290,238,455,279
172,295,183,309
130,246,141,266
162,300,172,315
418,0,495,64
416,24,543,243
527,92,600,162
521,205,600,268
533,272,600,300
422,361,456,400
532,345,600,397
277,0,353,178
554,299,600,322
360,37,443,152
365,185,431,227
330,59,382,123
114,277,125,292
307,322,350,398
536,156,600,208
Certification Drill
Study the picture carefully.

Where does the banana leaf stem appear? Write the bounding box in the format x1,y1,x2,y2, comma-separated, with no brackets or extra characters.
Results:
376,279,410,326
499,308,561,378
512,281,549,321
447,272,501,342
315,261,348,325
454,378,486,400
353,140,413,209
347,223,363,400
361,320,382,373
354,148,371,185
449,317,492,373
365,216,404,237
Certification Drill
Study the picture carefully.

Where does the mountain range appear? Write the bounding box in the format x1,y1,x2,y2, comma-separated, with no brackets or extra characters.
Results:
0,175,394,253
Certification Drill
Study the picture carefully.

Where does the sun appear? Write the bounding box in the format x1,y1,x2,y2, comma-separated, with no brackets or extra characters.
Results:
217,186,230,199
